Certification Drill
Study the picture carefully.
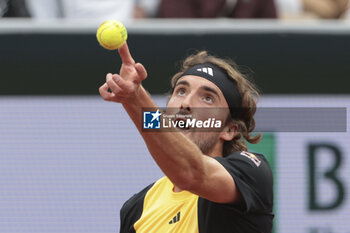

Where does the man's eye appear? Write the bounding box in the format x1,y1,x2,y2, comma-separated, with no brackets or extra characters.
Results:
177,88,186,96
203,96,213,103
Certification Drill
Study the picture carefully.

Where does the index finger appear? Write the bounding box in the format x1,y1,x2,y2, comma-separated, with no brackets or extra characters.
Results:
118,42,135,65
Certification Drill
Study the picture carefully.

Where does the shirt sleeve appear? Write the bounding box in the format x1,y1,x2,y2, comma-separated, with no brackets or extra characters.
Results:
215,151,273,213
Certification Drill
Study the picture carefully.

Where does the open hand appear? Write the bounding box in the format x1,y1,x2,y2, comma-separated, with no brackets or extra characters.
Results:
99,43,147,103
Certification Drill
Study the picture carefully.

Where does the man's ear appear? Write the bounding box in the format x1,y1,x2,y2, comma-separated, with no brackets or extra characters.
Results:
220,121,238,141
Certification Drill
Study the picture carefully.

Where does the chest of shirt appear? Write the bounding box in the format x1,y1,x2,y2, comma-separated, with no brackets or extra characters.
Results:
134,177,199,233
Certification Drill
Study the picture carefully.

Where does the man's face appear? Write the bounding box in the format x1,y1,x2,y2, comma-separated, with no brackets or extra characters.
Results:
166,75,231,155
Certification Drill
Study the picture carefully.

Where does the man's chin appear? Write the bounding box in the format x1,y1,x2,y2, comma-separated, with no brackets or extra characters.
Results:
177,128,191,134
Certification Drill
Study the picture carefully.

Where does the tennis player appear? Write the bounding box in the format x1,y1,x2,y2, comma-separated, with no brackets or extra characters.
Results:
99,43,274,233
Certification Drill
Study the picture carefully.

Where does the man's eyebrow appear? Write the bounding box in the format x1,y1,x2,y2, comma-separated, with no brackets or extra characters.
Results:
175,81,221,100
175,80,190,87
200,86,221,100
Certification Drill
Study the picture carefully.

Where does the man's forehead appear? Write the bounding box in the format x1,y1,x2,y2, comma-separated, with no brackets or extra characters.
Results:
176,75,222,92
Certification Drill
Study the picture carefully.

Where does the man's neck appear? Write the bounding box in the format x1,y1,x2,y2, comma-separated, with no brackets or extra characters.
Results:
173,185,183,193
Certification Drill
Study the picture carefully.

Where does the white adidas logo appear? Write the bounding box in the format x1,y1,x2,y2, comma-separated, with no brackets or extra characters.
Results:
197,67,213,76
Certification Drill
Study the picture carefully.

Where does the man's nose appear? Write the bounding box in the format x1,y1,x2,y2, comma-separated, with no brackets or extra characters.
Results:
180,94,192,112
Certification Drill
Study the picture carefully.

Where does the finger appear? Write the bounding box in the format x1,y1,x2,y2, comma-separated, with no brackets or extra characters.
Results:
105,73,113,87
99,83,116,101
135,63,147,82
118,42,135,65
99,83,126,103
112,74,134,95
106,74,123,94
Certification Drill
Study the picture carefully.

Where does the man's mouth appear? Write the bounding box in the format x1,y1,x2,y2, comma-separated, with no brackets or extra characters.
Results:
174,117,191,130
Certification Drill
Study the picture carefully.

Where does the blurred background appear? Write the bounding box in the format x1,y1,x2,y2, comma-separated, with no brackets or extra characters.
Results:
0,0,349,232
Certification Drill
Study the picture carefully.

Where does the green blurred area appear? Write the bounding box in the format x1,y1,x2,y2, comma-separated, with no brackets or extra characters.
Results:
248,133,276,233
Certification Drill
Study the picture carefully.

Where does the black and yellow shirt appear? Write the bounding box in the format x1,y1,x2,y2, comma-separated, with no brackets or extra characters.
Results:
120,151,274,233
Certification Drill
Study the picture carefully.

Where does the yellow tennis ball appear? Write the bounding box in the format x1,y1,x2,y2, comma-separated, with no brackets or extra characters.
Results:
96,20,127,50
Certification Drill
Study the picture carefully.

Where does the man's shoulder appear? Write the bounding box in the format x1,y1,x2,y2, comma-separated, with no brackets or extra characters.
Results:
220,151,268,168
215,151,273,189
213,151,274,215
121,182,155,211
120,178,169,233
